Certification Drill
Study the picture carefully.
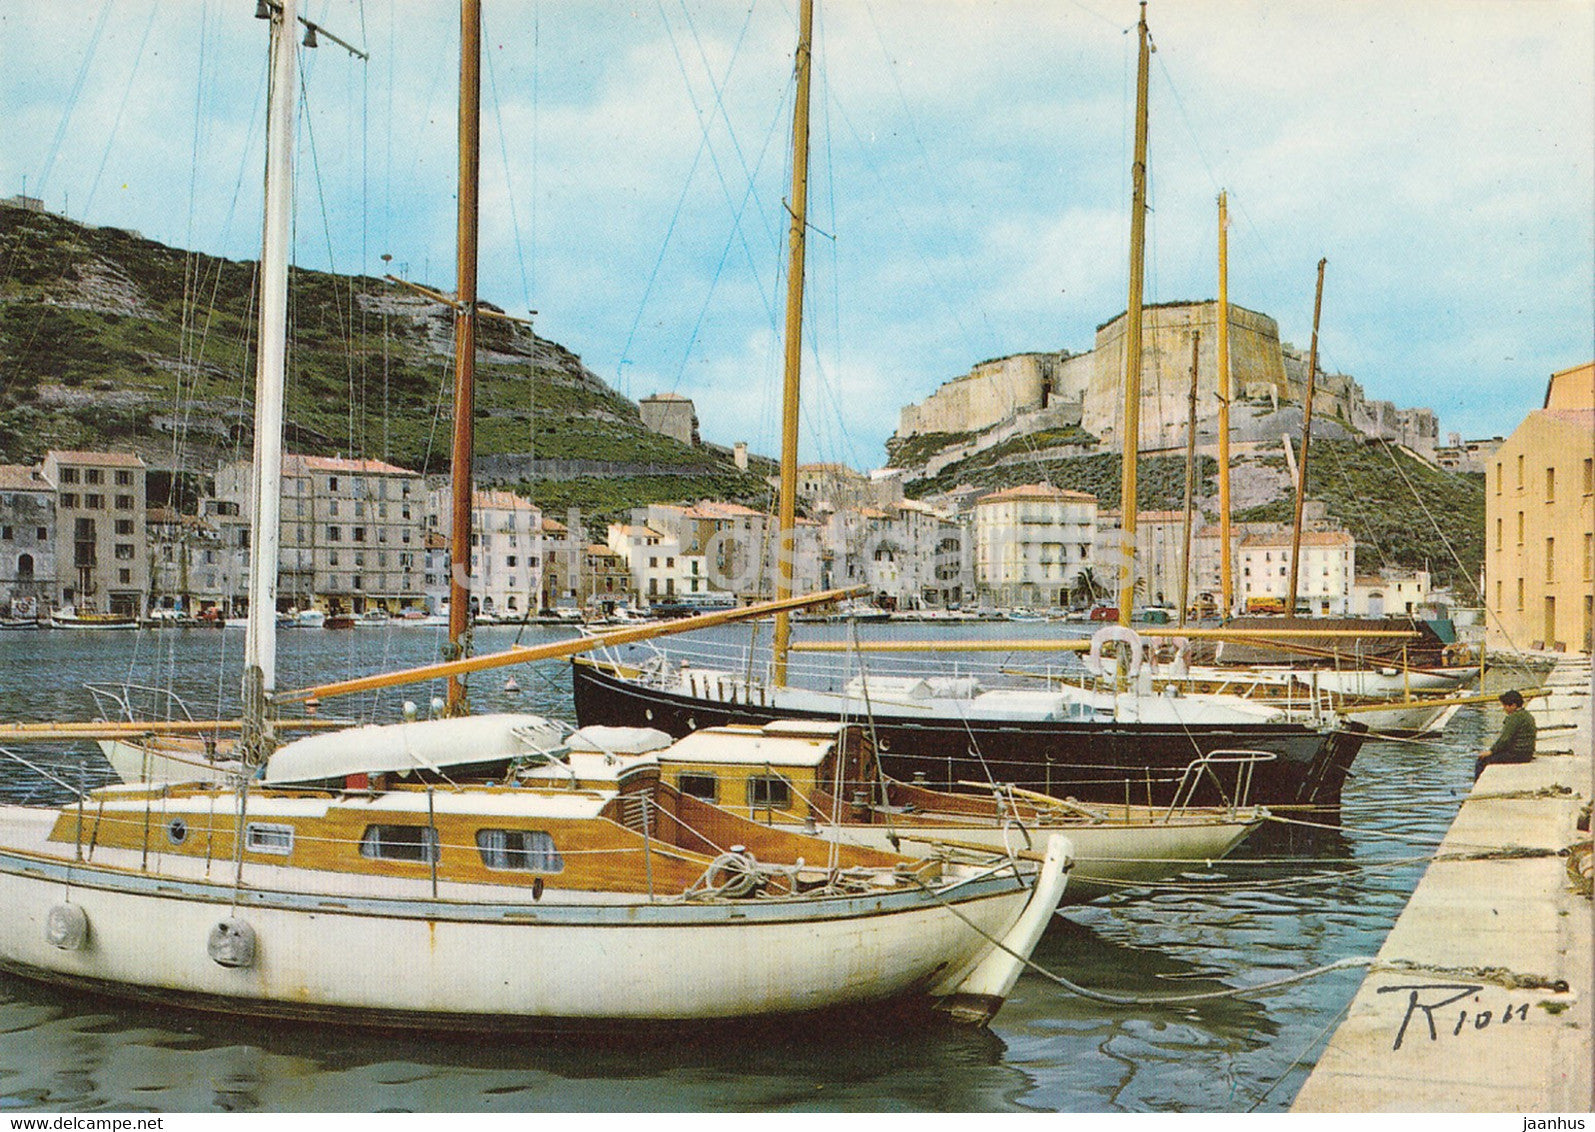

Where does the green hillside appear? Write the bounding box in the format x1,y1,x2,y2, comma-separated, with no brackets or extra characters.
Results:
0,205,768,518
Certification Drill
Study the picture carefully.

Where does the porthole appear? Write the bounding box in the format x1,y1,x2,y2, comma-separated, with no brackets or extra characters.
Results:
687,717,696,729
166,818,188,846
644,709,654,721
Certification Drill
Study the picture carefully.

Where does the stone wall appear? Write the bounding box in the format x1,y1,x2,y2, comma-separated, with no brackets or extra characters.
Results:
897,353,1068,438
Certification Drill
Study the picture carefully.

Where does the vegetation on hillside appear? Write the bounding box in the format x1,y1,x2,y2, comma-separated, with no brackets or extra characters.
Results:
1235,438,1484,591
907,448,1217,513
0,208,735,503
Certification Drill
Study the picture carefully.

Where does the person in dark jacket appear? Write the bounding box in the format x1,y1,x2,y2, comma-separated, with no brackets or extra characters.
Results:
1474,689,1536,781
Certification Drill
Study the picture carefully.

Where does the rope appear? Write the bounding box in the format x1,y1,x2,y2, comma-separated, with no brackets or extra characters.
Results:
913,871,1377,1006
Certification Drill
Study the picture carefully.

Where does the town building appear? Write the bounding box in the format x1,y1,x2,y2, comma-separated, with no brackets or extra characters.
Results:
1485,361,1594,653
220,454,427,616
637,393,699,446
146,505,247,618
41,450,148,618
1094,510,1192,611
972,483,1097,609
431,488,545,620
1349,568,1432,619
0,464,56,618
607,523,682,607
1237,529,1356,616
579,543,637,613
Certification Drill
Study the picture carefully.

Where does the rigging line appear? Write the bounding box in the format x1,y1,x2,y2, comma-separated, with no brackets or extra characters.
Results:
614,0,769,397
672,0,781,257
294,48,367,459
856,1,997,352
33,3,113,201
655,1,786,390
1246,994,1355,1113
480,11,534,312
82,4,159,219
1150,49,1222,198
921,869,1381,1006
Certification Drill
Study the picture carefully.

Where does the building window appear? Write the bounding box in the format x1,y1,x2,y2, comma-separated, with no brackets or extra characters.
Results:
114,543,134,560
0,526,9,541
476,829,563,872
1516,578,1524,611
85,494,103,510
328,477,339,492
115,519,134,535
1546,538,1555,583
115,470,132,486
85,470,102,485
1585,458,1593,495
1546,467,1555,503
61,493,78,509
358,824,438,863
115,495,133,510
1516,455,1524,488
36,527,45,541
118,569,131,584
327,526,341,542
1517,513,1524,546
352,527,366,543
60,468,79,484
1584,533,1592,582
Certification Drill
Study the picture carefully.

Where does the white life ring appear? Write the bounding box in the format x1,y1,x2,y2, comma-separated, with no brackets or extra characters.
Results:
1085,625,1149,678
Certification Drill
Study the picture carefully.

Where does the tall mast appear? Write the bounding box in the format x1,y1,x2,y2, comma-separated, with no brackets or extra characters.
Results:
447,0,481,715
1116,1,1151,629
1216,191,1233,619
1286,257,1327,616
1179,331,1199,628
772,0,814,687
241,0,297,766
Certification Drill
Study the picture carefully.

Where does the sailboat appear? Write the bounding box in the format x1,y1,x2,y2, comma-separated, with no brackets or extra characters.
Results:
572,3,1368,813
566,718,1270,905
0,0,1070,1030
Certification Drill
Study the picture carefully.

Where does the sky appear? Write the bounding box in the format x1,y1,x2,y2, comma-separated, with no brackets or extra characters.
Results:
3,0,1592,471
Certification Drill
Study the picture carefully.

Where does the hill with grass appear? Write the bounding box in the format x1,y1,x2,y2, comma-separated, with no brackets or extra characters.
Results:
0,204,771,519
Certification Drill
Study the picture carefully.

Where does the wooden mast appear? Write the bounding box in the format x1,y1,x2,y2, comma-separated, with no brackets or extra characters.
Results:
241,0,297,767
772,0,814,687
1286,257,1327,615
447,0,481,715
1216,191,1233,619
1116,1,1151,629
1179,331,1199,627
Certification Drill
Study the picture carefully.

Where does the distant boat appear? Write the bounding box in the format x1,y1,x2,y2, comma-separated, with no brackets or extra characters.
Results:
324,613,356,630
0,616,40,631
49,609,138,631
356,609,393,628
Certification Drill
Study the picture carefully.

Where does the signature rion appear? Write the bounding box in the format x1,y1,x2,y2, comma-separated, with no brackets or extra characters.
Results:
1377,982,1538,1051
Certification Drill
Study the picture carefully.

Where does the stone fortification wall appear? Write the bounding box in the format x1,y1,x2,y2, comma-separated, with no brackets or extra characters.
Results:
1082,302,1287,448
897,353,1068,438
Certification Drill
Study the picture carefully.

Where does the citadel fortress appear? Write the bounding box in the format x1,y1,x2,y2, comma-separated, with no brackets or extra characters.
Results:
891,301,1442,473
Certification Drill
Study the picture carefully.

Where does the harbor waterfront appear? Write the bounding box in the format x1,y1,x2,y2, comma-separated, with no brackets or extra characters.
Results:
0,621,1579,1113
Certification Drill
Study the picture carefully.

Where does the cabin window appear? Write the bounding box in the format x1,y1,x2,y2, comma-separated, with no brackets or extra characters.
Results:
166,817,188,845
476,829,563,873
747,775,791,809
246,822,294,855
677,773,718,801
359,824,439,863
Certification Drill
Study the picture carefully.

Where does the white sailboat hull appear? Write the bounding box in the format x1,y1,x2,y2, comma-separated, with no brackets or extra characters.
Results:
0,808,1066,1028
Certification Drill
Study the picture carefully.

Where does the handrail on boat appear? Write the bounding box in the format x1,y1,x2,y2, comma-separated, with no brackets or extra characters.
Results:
1163,749,1276,821
85,682,202,725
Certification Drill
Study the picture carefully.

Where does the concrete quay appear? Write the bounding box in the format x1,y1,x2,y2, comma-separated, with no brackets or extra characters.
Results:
1293,656,1593,1112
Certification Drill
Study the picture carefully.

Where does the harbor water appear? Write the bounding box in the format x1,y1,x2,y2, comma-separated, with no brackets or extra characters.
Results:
0,621,1506,1112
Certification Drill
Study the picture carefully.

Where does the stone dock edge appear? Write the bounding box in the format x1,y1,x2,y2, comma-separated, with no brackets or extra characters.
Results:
1292,655,1593,1112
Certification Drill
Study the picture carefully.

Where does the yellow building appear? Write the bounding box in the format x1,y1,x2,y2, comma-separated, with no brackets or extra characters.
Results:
1485,361,1594,654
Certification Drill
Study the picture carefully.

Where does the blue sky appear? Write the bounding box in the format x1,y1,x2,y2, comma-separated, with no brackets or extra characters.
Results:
4,1,1592,469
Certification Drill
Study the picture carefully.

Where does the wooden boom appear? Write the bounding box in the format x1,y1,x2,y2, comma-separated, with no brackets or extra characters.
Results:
276,585,867,704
